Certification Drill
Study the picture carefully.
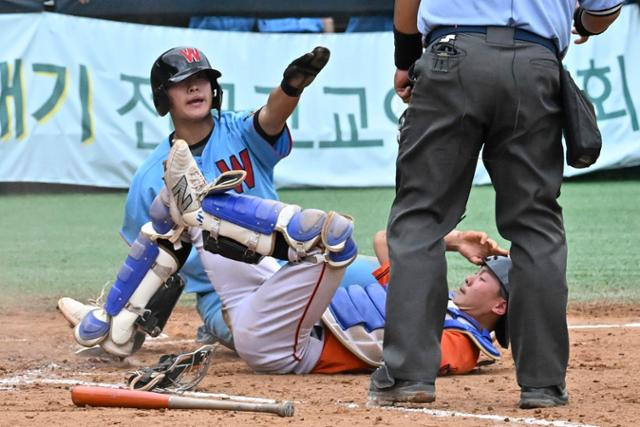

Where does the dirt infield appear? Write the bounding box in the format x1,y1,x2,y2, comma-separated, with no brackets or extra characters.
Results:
2,304,639,427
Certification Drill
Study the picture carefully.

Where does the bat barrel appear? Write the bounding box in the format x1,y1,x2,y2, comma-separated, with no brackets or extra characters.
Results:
71,386,170,409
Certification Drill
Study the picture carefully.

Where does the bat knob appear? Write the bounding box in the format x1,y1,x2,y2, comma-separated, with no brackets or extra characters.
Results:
279,401,295,417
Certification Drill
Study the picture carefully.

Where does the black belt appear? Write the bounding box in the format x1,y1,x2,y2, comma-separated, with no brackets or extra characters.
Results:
426,25,558,56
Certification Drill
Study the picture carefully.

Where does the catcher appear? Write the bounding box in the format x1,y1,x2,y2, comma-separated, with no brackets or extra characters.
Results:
57,43,334,357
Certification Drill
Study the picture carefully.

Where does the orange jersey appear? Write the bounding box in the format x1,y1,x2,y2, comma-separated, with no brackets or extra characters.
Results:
312,328,479,375
372,261,390,286
314,260,482,375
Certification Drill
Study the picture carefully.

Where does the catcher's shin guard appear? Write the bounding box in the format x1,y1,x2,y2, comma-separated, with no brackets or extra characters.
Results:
136,273,185,337
74,233,189,355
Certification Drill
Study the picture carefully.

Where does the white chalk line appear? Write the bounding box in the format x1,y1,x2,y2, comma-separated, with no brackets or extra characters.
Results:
340,402,598,427
2,323,635,421
0,369,598,427
0,367,280,404
72,338,195,356
568,322,640,329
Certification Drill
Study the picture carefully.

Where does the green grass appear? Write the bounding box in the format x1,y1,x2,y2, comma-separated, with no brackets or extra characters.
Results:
1,181,638,308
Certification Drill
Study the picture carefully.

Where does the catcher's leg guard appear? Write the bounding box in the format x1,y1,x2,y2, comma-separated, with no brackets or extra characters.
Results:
74,234,184,346
136,273,185,337
197,193,357,267
74,238,190,359
162,139,357,266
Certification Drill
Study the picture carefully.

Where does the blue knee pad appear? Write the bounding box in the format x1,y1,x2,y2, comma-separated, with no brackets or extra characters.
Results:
328,237,358,265
105,234,159,316
202,193,285,235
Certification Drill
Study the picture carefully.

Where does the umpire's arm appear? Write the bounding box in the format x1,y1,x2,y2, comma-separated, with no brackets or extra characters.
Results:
573,2,623,44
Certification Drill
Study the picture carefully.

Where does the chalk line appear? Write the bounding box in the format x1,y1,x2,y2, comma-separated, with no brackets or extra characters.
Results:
340,402,598,427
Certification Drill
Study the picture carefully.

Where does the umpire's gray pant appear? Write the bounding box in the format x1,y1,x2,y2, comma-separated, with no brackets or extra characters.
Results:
384,30,569,388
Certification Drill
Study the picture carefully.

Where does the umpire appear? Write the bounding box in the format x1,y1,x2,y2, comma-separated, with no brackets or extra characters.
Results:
369,0,622,409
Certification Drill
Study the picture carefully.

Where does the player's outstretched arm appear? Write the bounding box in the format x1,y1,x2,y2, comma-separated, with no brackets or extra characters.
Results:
445,230,509,265
258,46,330,136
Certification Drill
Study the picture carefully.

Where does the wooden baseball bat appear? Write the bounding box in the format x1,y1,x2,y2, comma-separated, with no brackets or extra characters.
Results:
71,386,294,417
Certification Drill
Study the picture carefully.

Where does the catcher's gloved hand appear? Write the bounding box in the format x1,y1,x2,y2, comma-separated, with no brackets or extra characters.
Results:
280,46,330,97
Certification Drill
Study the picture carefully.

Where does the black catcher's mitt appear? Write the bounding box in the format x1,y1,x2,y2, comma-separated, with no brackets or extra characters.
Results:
126,345,215,392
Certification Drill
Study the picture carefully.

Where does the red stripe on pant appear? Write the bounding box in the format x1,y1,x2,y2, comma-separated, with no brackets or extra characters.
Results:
292,263,327,361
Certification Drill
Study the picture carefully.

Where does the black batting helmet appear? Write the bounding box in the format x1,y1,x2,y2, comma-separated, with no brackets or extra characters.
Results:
150,47,223,117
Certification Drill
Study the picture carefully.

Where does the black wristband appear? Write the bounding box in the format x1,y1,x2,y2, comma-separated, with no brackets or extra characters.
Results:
573,7,604,37
280,80,302,97
394,27,423,70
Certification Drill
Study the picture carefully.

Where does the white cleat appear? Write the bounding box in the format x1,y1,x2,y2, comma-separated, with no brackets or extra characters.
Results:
164,139,246,227
164,139,210,225
57,297,95,327
57,298,145,359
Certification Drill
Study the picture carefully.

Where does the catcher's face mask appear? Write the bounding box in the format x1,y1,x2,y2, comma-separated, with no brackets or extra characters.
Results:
126,345,215,392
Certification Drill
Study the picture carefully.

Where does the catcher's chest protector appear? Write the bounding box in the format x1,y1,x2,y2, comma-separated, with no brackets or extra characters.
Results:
322,286,501,367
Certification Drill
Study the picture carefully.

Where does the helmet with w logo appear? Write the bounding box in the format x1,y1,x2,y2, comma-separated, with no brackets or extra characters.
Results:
150,47,223,116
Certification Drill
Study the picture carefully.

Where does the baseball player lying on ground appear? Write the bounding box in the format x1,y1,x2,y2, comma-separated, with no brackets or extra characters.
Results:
59,141,510,376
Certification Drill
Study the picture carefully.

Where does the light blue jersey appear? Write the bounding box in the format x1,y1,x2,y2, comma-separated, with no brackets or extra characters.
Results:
120,110,292,294
417,0,623,52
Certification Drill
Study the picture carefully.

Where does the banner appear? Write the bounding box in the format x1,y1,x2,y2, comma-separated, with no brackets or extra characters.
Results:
0,9,638,188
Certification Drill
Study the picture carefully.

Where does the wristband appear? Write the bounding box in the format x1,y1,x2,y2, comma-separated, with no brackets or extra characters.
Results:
280,80,301,97
394,27,423,70
573,7,605,37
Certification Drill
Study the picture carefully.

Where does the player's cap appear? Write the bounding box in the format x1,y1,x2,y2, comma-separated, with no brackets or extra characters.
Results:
484,255,512,349
151,47,222,116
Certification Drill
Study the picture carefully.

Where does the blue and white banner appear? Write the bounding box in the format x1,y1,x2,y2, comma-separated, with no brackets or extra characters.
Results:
0,8,638,188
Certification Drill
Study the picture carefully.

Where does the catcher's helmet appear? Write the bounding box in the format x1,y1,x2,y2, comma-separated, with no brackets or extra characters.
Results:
150,47,223,117
484,255,512,349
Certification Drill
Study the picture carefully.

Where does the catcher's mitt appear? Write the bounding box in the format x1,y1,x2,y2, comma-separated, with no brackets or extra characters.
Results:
126,345,215,392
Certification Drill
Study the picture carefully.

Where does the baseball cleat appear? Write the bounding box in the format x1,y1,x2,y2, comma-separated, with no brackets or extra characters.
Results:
74,308,110,347
519,384,569,409
164,139,209,226
164,139,246,227
368,365,436,406
57,297,95,327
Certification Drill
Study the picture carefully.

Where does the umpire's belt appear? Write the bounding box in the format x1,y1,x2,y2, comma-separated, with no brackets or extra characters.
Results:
426,25,558,56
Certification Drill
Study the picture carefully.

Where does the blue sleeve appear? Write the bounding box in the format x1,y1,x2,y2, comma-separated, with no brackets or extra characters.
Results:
579,0,624,13
120,172,157,244
237,111,292,168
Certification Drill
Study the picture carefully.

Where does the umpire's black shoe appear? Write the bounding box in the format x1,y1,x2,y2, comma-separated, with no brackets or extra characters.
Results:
519,384,569,409
368,365,435,406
